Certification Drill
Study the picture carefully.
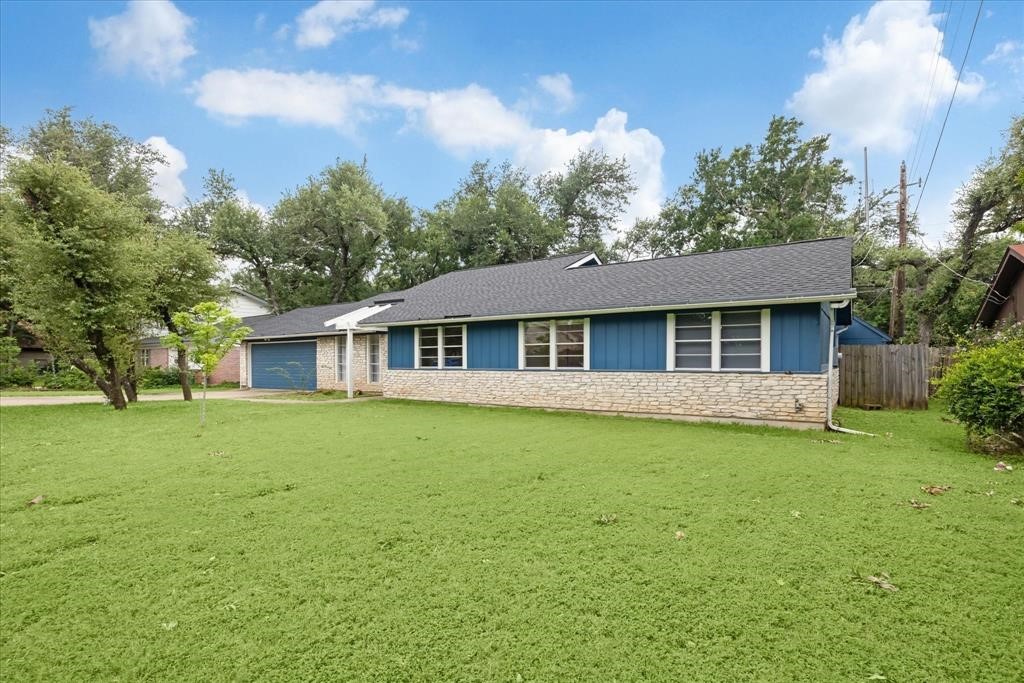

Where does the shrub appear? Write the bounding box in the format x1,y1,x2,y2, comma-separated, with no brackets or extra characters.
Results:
38,366,95,391
938,321,1024,452
0,337,39,387
139,367,188,388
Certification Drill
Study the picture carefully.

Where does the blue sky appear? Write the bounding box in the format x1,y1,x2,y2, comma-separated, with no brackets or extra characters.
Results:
1,0,1021,244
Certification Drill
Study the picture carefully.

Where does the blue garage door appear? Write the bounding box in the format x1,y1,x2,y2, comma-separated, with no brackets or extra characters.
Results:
250,341,317,390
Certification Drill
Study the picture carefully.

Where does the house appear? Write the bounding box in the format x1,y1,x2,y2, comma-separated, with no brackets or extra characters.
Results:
840,316,892,345
240,237,855,429
976,244,1024,327
138,287,273,384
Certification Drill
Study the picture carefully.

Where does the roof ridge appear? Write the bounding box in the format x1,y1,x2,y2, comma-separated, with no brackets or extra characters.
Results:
433,250,594,277
592,236,851,269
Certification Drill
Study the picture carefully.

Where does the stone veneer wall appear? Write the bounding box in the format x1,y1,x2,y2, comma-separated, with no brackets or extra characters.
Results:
316,334,387,393
383,369,831,429
239,342,248,387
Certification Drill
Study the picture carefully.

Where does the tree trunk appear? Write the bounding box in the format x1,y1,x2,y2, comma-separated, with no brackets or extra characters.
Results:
124,364,138,402
200,374,208,426
177,347,193,401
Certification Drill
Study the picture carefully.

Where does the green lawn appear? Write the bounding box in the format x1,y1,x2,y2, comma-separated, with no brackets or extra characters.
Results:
1,400,1021,681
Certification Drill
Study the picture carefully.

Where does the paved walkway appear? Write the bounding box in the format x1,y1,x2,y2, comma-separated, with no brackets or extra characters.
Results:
0,389,286,408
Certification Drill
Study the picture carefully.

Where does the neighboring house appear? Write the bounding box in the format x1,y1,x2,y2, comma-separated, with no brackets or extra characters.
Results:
240,237,856,429
976,244,1024,327
10,325,54,369
840,316,892,345
138,287,273,384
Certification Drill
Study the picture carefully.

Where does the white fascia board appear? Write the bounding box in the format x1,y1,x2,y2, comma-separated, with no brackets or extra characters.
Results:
323,304,393,331
368,293,858,328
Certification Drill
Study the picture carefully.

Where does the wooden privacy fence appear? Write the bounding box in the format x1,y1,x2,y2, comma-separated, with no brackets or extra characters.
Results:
838,344,931,409
928,346,957,395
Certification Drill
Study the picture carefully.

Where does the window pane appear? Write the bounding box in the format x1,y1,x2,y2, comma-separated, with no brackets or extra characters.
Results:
444,345,463,358
721,311,760,326
676,354,712,369
721,354,760,369
525,355,549,368
676,341,712,355
443,356,462,368
721,324,761,340
676,326,712,341
421,356,438,368
556,342,583,356
524,323,550,344
525,344,548,356
556,328,584,344
677,312,712,327
557,353,584,368
721,340,760,355
420,328,438,344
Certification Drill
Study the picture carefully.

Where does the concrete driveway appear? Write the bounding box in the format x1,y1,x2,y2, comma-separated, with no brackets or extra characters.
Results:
0,389,285,408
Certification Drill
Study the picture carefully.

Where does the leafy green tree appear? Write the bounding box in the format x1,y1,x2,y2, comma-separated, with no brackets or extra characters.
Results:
907,116,1023,346
163,302,252,426
623,116,851,255
1,159,155,408
537,150,636,256
150,229,225,400
273,160,390,305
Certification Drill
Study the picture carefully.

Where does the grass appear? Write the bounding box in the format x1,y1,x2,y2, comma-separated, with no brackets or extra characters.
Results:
0,384,238,397
1,400,1021,681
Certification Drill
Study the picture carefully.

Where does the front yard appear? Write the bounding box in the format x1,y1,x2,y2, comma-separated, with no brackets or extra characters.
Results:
1,400,1021,681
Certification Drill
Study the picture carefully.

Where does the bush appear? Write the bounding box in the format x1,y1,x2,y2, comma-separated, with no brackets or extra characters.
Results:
139,367,188,388
0,336,39,387
38,366,96,391
938,322,1024,452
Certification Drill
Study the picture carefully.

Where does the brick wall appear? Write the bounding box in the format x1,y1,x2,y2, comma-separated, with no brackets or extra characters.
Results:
209,346,240,385
315,334,386,393
383,369,831,429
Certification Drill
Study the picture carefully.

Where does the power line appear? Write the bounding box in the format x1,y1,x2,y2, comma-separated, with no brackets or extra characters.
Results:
912,0,983,217
908,0,953,179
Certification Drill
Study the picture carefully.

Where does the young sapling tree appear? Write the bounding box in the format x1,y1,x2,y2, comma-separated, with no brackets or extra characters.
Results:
163,302,252,425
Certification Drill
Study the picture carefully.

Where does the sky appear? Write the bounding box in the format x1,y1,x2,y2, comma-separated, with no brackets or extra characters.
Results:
1,0,1021,246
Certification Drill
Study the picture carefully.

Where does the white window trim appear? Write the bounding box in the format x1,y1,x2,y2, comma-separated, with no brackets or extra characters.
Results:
517,318,590,370
414,324,467,369
366,334,381,382
668,309,770,373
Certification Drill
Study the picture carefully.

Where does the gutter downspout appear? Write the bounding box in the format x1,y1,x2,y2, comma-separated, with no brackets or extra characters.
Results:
826,301,876,436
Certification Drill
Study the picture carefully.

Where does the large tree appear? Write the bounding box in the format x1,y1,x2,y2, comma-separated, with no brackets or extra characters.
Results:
620,116,852,255
536,149,636,255
1,159,155,408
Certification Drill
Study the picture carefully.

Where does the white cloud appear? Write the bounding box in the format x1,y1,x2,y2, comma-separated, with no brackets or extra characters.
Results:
145,136,188,207
536,73,576,113
191,68,663,230
295,0,408,49
984,40,1024,74
788,0,984,153
88,0,196,83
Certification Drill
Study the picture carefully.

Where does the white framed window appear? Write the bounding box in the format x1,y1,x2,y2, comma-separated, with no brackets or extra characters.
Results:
415,325,466,369
336,336,347,382
138,348,151,367
367,334,381,382
666,309,769,372
518,319,590,370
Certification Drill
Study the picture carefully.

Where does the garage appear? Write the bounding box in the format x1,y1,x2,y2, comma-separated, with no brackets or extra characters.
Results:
249,341,317,390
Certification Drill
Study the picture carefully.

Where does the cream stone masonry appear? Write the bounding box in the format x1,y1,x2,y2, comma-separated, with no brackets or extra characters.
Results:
316,334,386,393
383,369,831,429
239,343,249,387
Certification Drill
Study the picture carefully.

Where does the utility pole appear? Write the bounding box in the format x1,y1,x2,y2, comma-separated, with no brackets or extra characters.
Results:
889,161,908,340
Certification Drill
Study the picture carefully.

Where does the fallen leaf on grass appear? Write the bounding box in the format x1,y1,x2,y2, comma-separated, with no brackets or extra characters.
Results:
852,571,899,592
1011,499,1022,507
674,530,686,541
908,499,930,510
994,461,1014,472
812,439,842,444
161,621,177,631
790,510,802,519
26,495,44,507
867,675,887,681
921,485,952,495
209,450,226,458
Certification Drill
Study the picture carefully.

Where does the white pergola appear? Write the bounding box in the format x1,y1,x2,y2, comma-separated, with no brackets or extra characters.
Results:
323,304,391,398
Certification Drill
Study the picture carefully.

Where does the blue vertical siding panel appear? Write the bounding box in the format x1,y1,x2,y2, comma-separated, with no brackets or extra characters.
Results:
388,326,415,369
467,321,518,369
770,304,824,372
590,312,666,370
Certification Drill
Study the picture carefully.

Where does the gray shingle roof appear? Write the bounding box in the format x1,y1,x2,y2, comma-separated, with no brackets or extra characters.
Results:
245,300,376,339
365,237,855,325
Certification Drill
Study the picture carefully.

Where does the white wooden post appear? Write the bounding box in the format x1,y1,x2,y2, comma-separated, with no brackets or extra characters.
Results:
346,327,354,399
